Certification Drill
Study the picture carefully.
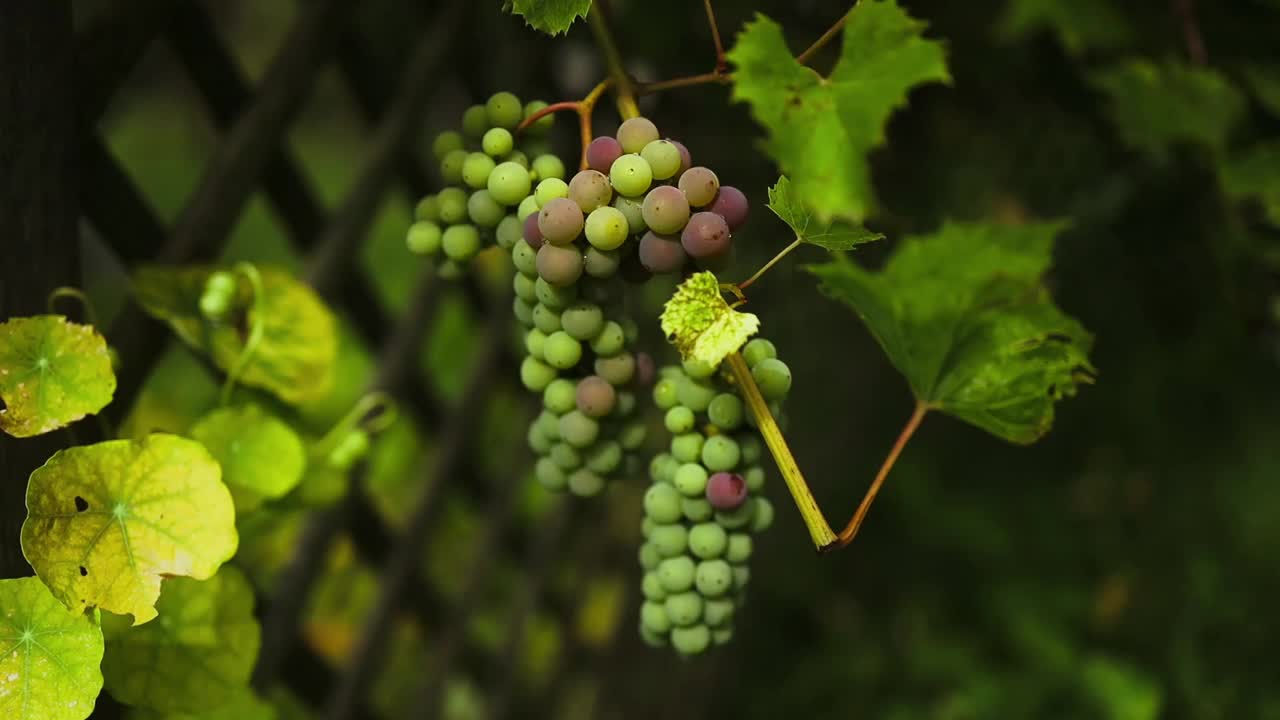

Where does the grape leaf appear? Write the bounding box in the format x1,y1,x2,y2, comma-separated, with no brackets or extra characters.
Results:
189,405,307,512
22,434,239,625
996,0,1132,54
1219,139,1280,227
102,566,260,714
767,176,885,250
0,315,116,438
1089,61,1245,158
505,0,591,35
728,2,950,223
660,272,760,369
0,576,104,720
131,266,337,406
806,221,1095,444
128,690,277,720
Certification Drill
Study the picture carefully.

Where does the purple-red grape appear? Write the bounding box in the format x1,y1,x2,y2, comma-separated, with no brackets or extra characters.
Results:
523,212,545,249
708,185,749,230
538,197,584,245
669,139,692,175
575,375,617,418
638,231,687,274
586,136,623,173
681,211,731,259
635,351,656,386
678,167,720,207
706,472,747,511
536,243,584,286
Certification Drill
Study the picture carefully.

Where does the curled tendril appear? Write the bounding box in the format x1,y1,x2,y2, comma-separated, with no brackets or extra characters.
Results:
315,391,400,455
220,263,265,406
47,287,102,327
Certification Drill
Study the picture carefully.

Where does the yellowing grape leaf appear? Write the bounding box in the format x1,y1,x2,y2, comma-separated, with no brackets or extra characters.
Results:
0,315,116,438
189,405,307,512
101,566,260,714
0,576,104,720
131,266,337,406
21,434,238,625
807,221,1096,444
728,2,950,223
660,272,760,369
767,176,885,250
504,0,590,35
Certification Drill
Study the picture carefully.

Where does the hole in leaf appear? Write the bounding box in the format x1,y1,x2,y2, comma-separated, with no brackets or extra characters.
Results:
74,496,89,512
79,566,88,576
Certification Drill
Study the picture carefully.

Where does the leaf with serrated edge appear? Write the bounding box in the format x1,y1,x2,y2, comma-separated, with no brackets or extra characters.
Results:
22,434,238,625
101,566,260,714
0,315,116,438
0,577,105,720
767,176,884,250
189,405,307,512
729,2,949,222
508,0,591,35
807,221,1095,444
660,272,760,369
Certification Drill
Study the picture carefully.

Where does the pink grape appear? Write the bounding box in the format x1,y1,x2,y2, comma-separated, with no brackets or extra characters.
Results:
642,185,691,234
706,472,747,511
708,185,749,230
669,139,692,175
586,136,624,174
523,212,545,249
538,197,584,245
569,169,613,213
678,166,720,207
638,231,687,274
575,375,617,418
681,211,731,259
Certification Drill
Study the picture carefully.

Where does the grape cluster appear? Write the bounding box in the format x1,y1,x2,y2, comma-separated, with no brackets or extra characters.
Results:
636,339,792,655
407,92,563,276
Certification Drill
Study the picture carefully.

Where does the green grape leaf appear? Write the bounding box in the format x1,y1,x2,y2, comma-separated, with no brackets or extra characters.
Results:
0,315,116,438
1220,139,1280,227
996,0,1132,54
1089,61,1245,158
102,566,260,714
767,176,885,250
660,272,760,369
1239,64,1280,118
506,0,591,35
0,576,105,720
189,405,307,512
728,2,950,223
807,221,1096,444
22,434,238,625
131,266,337,406
128,690,277,720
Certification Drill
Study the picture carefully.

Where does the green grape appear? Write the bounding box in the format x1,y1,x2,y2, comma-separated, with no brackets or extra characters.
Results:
442,224,481,261
649,453,680,484
535,178,569,208
751,497,774,532
523,99,554,133
609,154,653,197
527,422,552,454
742,338,777,368
586,441,622,474
525,328,547,360
671,624,711,655
406,221,442,255
589,321,625,356
671,433,704,463
568,468,604,496
689,523,728,559
641,601,672,634
532,303,561,333
594,352,635,385
681,357,716,380
550,442,581,471
641,626,668,648
744,466,765,492
513,271,537,302
683,497,713,522
642,571,666,600
517,194,540,221
462,152,496,189
558,410,599,448
532,153,565,181
657,557,696,593
673,463,709,497
432,130,463,159
664,406,696,434
535,410,561,441
701,435,741,472
715,499,755,530
703,598,735,627
415,194,440,222
440,149,467,184
560,302,604,340
664,592,702,627
695,559,733,597
327,429,370,470
617,117,660,154
486,91,523,129
584,246,622,278
520,356,557,391
536,243,584,287
461,104,488,137
436,186,468,224
712,627,734,646
620,421,646,450
726,533,753,563
535,276,578,309
496,214,523,249
612,194,648,235
644,483,683,524
707,393,744,430
511,239,538,275
584,206,630,251
543,330,583,370
733,565,750,591
739,436,763,465
513,297,535,326
649,524,688,558
653,377,680,409
621,318,640,344
543,378,578,414
677,377,716,412
535,457,567,491
436,259,463,278
505,150,529,168
640,139,682,180
467,190,504,228
752,358,792,400
482,127,514,157
488,161,533,206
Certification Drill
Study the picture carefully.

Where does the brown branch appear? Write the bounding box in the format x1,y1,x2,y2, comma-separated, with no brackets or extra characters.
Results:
1173,0,1208,65
704,0,727,73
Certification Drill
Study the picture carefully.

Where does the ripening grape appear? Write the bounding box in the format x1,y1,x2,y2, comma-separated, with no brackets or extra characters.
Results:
486,91,523,129
522,213,545,249
406,221,442,255
440,149,467,185
531,153,565,181
670,139,692,175
642,185,691,234
482,127,513,157
461,152,495,189
584,206,630,251
488,161,533,205
681,211,731,259
432,130,463,160
561,302,604,340
641,140,682,180
569,169,613,212
543,330,583,369
612,195,647,235
610,154,653,197
617,117,660,154
706,472,747,511
496,214,523,250
517,194,540,221
467,190,504,228
535,178,569,207
442,224,480,261
678,166,720,207
636,352,656,386
708,185,749,230
536,243,584,287
538,197,584,245
586,136,624,173
638,231,687,273
461,104,488,137
584,246,621,278
595,351,636,385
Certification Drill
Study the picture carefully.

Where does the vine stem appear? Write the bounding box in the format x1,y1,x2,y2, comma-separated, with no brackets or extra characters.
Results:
796,6,852,66
220,263,264,406
736,237,802,291
586,2,640,120
703,0,727,73
517,80,614,171
828,401,927,550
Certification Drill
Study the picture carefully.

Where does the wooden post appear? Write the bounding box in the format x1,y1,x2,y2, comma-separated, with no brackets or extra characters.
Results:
0,0,78,579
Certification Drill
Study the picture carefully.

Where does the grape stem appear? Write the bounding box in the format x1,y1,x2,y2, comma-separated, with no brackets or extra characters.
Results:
517,80,615,171
586,2,641,120
827,401,927,550
735,237,803,292
704,0,728,73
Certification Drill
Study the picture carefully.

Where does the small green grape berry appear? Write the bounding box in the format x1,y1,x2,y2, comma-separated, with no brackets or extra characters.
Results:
441,224,481,261
644,483,683,524
436,186,468,224
406,221,442,255
695,559,733,597
525,327,547,360
489,161,534,206
649,524,688,558
531,153,566,181
535,178,570,208
543,378,577,414
517,195,540,222
707,393,744,430
751,497,775,532
688,523,728,559
520,355,557,391
726,533,753,563
653,377,680,409
543,330,583,369
671,624,711,655
482,127,514,157
657,557,696,593
664,406,696,434
670,432,704,463
440,149,467,184
432,130,463,160
461,104,488,137
673,463,709,497
742,338,777,368
568,468,605,496
609,153,653,197
664,592,703,627
550,442,581,471
682,497,713,522
523,99,555,133
701,435,741,472
752,358,792,400
486,91,524,129
642,571,666,601
535,457,567,491
496,214,523,250
461,152,496,189
467,190,505,228
511,239,539,275
415,194,440,222
589,321,625,356
704,598,735,627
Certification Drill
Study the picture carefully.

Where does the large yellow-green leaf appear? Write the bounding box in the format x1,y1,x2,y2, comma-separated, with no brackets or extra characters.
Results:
0,315,116,437
189,405,306,512
728,2,949,222
21,434,238,625
102,566,260,714
660,272,759,369
131,266,337,405
0,576,105,720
